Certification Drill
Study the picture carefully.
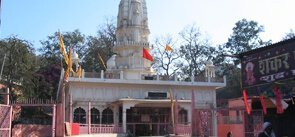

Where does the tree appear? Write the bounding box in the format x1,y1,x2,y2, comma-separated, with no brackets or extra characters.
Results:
39,29,86,67
83,19,116,72
179,24,215,78
223,18,270,66
0,36,37,100
152,35,181,77
282,29,295,40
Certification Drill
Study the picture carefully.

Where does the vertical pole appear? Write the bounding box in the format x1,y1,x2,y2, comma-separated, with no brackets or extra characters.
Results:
69,93,72,136
191,90,195,136
100,110,102,133
88,102,91,134
212,91,217,137
123,104,127,133
52,104,56,137
9,106,12,137
69,93,73,123
4,88,9,105
61,84,65,136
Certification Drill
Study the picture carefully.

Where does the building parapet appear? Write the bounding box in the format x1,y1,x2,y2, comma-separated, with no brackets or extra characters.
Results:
70,70,226,86
115,41,150,47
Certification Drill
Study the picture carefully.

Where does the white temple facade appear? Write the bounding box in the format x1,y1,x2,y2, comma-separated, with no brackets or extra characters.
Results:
63,0,226,136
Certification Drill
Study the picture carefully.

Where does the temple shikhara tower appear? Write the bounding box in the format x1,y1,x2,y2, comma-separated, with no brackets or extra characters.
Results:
108,0,153,79
61,0,226,136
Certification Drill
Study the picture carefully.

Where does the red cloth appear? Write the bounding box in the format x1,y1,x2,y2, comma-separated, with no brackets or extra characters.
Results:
273,86,284,114
142,48,153,61
243,89,251,115
259,95,267,115
71,123,80,135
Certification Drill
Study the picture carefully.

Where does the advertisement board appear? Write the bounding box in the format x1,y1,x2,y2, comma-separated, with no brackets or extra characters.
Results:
241,39,295,88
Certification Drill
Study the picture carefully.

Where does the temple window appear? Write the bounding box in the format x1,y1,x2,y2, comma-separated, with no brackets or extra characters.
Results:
91,108,100,124
73,107,86,124
102,108,114,124
178,109,188,124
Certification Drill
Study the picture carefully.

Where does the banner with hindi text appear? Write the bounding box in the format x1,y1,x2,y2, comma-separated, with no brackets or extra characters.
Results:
240,39,295,88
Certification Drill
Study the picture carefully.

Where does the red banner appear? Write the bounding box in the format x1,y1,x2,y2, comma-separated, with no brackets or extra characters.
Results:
259,95,267,115
273,86,284,114
243,90,251,115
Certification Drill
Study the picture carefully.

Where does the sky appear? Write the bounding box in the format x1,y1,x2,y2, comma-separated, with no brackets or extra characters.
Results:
1,0,295,51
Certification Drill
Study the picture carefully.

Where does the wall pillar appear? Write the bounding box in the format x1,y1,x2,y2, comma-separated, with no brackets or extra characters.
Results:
122,102,136,133
183,105,192,124
113,105,119,126
69,93,72,124
100,109,103,133
4,88,9,105
52,104,56,137
88,102,91,134
212,91,217,137
122,105,127,133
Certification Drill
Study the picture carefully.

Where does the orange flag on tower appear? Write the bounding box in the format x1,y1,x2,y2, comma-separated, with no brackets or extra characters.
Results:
165,44,173,52
142,47,153,61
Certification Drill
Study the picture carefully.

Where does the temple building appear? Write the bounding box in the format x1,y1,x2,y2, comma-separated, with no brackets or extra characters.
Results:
62,0,226,136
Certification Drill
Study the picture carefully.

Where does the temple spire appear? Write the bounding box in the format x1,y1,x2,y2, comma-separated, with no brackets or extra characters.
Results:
116,0,150,43
107,0,153,80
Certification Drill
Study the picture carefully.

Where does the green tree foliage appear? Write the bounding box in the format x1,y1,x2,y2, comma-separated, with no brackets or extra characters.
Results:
179,24,215,77
222,18,270,66
0,36,37,100
152,35,181,77
83,19,116,72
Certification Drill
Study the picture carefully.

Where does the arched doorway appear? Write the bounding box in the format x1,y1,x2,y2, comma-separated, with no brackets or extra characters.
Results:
102,108,113,124
73,107,86,123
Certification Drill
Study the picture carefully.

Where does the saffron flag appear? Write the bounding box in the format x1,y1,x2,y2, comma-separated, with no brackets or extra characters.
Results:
165,44,173,52
142,47,153,61
169,89,174,128
98,53,107,70
243,89,251,115
259,95,267,115
59,32,69,65
77,65,82,80
64,49,72,81
273,86,284,114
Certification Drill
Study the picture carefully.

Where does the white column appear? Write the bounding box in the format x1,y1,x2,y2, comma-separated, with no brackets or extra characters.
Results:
120,71,124,80
183,105,192,124
122,104,127,133
82,69,85,78
113,105,119,125
212,91,217,137
99,109,103,133
122,102,136,133
101,70,104,79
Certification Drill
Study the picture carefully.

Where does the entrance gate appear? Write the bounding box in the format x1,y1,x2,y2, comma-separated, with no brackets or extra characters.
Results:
0,104,12,137
126,107,173,136
10,99,56,137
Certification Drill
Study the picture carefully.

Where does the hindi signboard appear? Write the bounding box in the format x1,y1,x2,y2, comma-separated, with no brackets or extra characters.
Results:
241,39,295,88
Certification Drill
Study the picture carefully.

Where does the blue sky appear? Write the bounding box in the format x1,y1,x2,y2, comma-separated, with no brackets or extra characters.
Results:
1,0,295,50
